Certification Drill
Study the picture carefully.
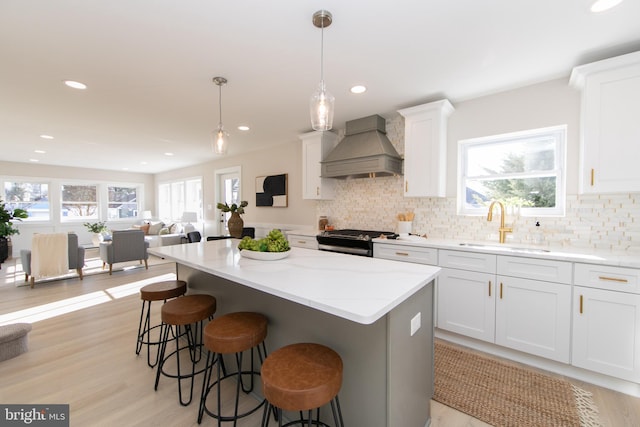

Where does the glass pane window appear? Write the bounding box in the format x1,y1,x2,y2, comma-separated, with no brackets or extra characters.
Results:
459,126,566,216
157,178,202,223
3,181,50,221
108,186,139,219
61,184,98,220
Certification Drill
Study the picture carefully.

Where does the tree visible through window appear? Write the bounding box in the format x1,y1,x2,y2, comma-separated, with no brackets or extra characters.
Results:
108,186,138,219
61,184,98,219
459,126,566,216
3,181,50,220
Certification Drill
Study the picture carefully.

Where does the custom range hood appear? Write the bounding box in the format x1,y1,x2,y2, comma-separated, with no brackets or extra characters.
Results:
321,114,403,179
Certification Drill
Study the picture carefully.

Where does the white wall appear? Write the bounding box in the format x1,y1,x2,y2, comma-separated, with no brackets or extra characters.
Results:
153,139,318,237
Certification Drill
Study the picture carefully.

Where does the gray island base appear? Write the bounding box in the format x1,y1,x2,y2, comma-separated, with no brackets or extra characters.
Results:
150,240,440,426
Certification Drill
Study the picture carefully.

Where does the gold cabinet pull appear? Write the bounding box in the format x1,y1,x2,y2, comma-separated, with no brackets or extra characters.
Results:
598,276,628,283
297,240,307,244
316,186,320,196
405,181,408,192
590,169,595,186
500,282,503,299
580,295,583,314
488,281,492,297
395,252,409,256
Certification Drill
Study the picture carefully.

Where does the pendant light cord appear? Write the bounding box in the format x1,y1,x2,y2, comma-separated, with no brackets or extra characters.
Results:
218,84,223,128
320,19,324,84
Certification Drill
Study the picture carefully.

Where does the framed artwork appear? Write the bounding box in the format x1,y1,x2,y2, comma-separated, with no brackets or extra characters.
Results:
256,174,288,207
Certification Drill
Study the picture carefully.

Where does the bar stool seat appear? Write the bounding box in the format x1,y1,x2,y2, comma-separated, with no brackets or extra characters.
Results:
198,312,268,425
155,294,217,406
261,343,344,427
136,280,187,367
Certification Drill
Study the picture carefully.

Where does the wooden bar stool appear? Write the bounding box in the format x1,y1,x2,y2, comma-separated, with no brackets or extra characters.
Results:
154,294,217,406
136,280,187,367
260,343,344,427
198,312,268,426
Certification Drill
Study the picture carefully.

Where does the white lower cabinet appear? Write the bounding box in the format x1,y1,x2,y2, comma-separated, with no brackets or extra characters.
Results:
286,232,319,250
438,267,496,342
495,275,571,363
437,250,572,362
572,264,640,382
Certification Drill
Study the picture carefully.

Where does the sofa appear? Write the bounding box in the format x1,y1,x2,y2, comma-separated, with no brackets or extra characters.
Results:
132,220,185,248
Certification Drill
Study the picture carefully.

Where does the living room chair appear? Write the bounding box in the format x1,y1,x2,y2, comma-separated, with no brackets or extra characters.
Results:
100,230,149,275
20,232,85,288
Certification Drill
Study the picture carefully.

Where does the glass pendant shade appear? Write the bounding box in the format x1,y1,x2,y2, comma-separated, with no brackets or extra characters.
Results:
310,81,334,131
212,126,229,155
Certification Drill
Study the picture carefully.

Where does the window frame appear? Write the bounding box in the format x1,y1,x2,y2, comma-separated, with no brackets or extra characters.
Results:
158,176,203,223
2,179,51,222
457,125,567,217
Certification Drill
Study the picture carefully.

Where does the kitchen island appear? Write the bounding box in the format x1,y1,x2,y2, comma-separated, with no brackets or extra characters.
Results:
149,239,440,427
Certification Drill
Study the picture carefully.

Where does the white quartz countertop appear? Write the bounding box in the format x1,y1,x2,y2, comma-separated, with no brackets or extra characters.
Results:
373,236,640,268
149,239,440,325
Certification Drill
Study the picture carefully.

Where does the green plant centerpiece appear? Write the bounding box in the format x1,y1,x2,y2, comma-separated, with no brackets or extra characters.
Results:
83,221,108,234
238,229,290,252
216,201,248,214
0,199,28,263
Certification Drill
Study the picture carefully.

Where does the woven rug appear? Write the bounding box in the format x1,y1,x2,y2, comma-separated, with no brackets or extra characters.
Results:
434,340,604,427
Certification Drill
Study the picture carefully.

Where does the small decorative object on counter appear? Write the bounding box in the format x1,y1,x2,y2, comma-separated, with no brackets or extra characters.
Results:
396,211,415,235
217,201,248,238
318,216,328,231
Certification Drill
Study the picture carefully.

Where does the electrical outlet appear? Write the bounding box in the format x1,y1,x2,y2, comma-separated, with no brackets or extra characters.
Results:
410,312,421,336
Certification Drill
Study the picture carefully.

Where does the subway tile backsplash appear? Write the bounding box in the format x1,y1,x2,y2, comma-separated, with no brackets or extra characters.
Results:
317,117,640,253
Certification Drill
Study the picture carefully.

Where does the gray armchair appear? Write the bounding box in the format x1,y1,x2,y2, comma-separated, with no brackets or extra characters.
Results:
100,230,149,275
20,233,85,288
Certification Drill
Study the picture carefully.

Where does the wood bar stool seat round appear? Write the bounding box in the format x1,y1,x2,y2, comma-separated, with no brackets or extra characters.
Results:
260,343,344,427
198,312,268,426
136,280,187,368
154,294,217,406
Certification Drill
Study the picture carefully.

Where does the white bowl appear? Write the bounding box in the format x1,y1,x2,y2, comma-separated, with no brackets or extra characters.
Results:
239,249,291,261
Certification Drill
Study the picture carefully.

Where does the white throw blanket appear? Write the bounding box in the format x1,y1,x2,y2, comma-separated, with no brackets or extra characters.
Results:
31,233,69,279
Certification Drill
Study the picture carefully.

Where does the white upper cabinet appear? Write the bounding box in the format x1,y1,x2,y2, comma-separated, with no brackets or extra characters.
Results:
398,99,454,197
300,131,338,200
570,51,640,194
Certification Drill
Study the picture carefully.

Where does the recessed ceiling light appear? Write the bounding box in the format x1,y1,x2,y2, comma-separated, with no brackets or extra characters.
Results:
350,85,367,94
40,134,54,140
29,159,39,162
590,0,623,12
34,150,46,154
122,167,129,171
164,152,174,156
140,161,148,165
237,125,250,131
64,80,87,90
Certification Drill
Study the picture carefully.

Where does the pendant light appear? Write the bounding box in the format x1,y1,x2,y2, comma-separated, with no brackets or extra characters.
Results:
310,10,334,131
212,76,229,155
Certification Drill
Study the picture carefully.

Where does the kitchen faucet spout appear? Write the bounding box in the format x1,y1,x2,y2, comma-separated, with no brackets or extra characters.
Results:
487,201,513,244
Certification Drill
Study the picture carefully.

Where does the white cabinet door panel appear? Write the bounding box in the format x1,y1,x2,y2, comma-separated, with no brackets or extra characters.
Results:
572,286,640,382
496,276,571,363
437,268,495,342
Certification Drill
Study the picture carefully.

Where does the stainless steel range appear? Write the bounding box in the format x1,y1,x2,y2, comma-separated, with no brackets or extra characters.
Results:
316,229,397,257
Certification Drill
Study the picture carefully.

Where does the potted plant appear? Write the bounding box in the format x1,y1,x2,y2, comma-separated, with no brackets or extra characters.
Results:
216,201,248,238
84,221,108,246
0,199,28,263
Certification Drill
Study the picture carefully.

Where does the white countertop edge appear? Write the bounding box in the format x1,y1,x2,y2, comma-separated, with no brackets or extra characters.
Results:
149,243,440,325
374,237,640,268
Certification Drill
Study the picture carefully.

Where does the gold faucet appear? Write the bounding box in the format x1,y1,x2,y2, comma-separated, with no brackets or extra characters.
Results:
487,201,513,244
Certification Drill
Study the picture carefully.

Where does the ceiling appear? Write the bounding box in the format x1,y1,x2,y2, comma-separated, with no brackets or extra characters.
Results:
1,1,639,174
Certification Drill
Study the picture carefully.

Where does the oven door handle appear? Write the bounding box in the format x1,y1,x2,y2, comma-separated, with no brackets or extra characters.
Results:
318,244,371,256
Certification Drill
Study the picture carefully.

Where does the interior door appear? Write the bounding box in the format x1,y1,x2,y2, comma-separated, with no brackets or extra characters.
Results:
217,171,240,235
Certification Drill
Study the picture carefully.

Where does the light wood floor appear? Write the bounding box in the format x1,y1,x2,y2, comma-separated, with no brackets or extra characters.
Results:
1,261,639,426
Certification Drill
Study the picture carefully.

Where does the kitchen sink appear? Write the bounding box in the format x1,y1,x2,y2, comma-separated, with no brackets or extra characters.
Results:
458,243,550,253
